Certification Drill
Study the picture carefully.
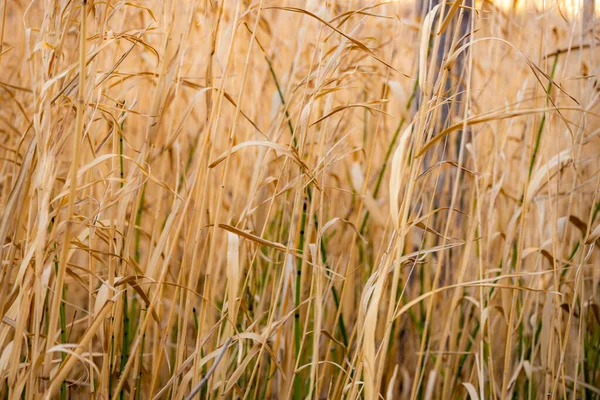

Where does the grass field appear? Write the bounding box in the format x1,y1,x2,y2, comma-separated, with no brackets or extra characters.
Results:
0,0,599,398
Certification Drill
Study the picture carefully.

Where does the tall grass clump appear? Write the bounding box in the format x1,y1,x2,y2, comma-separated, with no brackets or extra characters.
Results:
0,0,599,398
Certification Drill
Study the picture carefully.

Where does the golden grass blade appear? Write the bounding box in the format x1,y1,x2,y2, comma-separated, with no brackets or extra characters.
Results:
525,148,572,204
437,1,463,36
462,382,480,400
209,141,298,169
218,224,305,259
419,4,441,93
389,123,413,228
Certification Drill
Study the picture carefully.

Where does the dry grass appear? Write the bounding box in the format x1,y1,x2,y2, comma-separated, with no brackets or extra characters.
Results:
0,0,599,398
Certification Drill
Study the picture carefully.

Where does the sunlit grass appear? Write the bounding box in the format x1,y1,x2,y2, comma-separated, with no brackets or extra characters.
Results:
0,0,599,399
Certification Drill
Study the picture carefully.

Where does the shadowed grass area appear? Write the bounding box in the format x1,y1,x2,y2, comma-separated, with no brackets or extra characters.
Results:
0,0,599,399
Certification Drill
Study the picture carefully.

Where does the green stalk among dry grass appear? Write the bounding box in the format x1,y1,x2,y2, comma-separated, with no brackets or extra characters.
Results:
0,0,599,398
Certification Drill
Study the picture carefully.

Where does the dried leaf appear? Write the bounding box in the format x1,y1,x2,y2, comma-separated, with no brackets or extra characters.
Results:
218,224,304,259
389,124,413,228
462,382,479,400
